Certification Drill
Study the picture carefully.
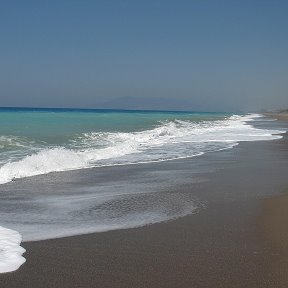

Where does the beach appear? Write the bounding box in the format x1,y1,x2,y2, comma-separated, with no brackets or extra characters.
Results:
1,117,288,287
1,0,287,285
264,112,288,121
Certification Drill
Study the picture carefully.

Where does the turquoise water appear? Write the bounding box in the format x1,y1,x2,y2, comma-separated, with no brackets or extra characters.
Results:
0,108,283,184
0,108,228,144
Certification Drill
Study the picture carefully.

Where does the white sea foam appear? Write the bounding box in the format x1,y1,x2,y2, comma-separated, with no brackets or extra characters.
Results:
0,148,88,184
6,189,200,242
0,114,284,184
0,136,31,150
0,226,26,273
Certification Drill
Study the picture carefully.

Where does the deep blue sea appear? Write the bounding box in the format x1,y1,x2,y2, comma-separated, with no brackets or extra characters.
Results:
0,107,283,185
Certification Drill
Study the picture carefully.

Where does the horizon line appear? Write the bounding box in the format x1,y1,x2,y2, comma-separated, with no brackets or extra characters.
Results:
0,106,238,114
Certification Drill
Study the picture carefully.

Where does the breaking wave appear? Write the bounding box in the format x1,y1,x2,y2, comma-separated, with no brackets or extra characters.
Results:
0,114,283,184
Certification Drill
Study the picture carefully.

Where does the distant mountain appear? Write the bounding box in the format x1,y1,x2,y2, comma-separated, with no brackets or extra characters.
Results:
97,96,237,112
98,96,192,111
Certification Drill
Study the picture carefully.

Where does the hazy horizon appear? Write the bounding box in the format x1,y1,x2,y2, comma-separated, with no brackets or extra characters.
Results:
0,97,252,113
0,1,287,112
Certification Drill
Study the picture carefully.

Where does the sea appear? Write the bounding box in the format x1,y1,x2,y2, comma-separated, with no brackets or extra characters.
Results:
0,107,285,272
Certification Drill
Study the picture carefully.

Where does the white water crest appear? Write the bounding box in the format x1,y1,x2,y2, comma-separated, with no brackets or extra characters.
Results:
0,114,284,184
0,226,26,273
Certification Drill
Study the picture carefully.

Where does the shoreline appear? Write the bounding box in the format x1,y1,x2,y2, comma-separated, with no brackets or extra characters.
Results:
1,122,288,287
264,112,288,121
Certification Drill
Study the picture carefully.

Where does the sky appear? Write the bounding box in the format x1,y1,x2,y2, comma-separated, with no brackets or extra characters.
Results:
0,0,287,112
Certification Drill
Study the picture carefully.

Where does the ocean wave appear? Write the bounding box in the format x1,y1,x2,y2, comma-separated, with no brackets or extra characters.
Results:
0,226,26,273
0,114,283,184
0,136,34,150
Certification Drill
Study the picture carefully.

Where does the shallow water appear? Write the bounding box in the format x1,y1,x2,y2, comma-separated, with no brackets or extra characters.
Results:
0,109,283,184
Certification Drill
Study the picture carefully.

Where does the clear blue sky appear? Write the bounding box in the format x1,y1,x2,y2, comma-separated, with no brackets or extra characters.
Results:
0,0,287,111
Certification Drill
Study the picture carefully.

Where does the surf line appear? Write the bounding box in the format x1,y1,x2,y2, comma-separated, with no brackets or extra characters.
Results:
0,225,26,273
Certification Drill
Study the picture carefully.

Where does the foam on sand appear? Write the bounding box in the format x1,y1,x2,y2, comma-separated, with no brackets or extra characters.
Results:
0,226,26,273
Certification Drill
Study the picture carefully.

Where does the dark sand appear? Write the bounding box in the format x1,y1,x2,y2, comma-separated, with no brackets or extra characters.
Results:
260,193,288,288
1,123,288,287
